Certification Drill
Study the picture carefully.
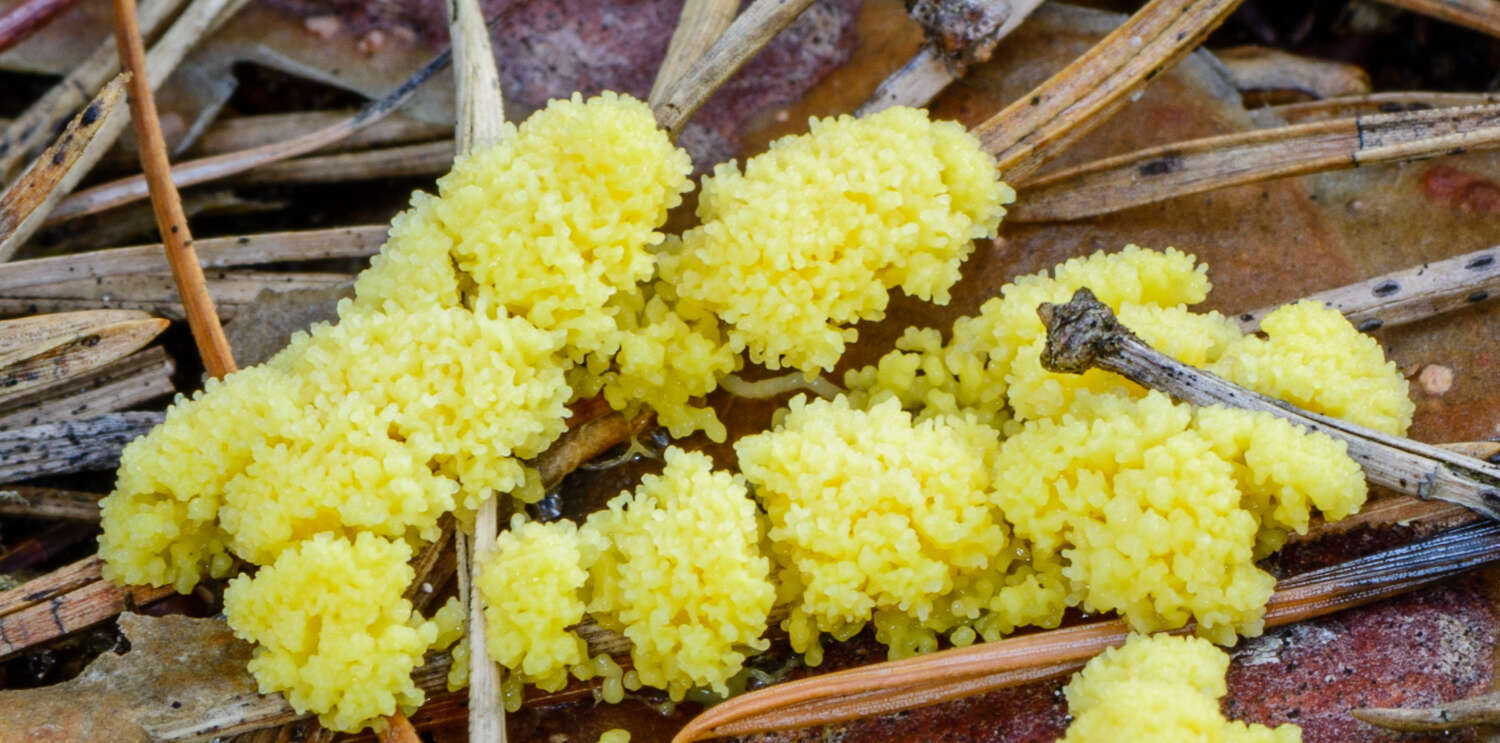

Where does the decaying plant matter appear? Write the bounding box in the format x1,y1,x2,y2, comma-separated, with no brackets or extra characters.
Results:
3,0,1500,741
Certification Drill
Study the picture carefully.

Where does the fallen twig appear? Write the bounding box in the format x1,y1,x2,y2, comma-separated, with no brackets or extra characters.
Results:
859,0,1044,115
0,270,353,320
534,410,656,490
1008,104,1500,221
1237,245,1500,333
0,486,105,521
0,566,173,661
671,520,1500,741
0,310,168,399
1038,288,1500,521
0,226,384,293
0,411,164,483
0,345,176,429
0,75,128,261
1354,688,1500,732
972,0,1244,181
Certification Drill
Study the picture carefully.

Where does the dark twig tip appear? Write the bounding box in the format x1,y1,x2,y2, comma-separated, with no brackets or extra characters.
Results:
1037,287,1130,374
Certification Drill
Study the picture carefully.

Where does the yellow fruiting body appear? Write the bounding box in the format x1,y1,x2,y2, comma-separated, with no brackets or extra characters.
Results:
223,533,438,732
478,515,590,692
1212,299,1415,435
1060,633,1301,742
353,92,693,364
584,447,774,699
662,106,1013,373
735,396,1062,663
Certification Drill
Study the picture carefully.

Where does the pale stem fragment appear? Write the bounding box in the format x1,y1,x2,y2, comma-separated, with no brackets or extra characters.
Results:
652,0,822,136
1369,0,1500,40
1354,689,1500,732
858,0,1043,115
1007,104,1500,221
1237,246,1499,334
1037,288,1500,522
1215,45,1371,100
649,0,740,108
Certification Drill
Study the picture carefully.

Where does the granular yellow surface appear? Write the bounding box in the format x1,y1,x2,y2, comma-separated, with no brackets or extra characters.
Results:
582,447,774,700
478,515,589,692
1060,633,1301,742
222,532,438,732
661,106,1013,373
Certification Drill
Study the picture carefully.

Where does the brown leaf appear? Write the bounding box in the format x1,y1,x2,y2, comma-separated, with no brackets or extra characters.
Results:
0,613,262,743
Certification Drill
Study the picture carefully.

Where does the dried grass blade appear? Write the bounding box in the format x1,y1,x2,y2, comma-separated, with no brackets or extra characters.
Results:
0,486,104,521
0,345,176,429
1238,246,1499,333
0,571,173,661
0,270,353,320
0,316,168,399
44,47,450,228
192,110,448,157
0,309,152,362
673,522,1500,742
0,0,187,183
1271,92,1500,124
0,0,81,53
0,75,127,261
1009,104,1500,222
0,226,385,292
1371,0,1500,39
972,0,1243,181
649,0,740,108
1354,689,1500,732
653,0,821,136
235,140,454,186
0,411,163,483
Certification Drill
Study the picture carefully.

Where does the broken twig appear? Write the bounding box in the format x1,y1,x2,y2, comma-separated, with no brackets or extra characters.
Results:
1037,288,1500,521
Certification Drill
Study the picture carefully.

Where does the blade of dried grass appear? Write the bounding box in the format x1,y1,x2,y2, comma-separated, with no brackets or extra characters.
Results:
0,309,151,361
0,226,384,292
1371,0,1500,39
235,140,454,186
0,0,250,258
1009,104,1500,221
0,0,81,53
192,110,448,157
0,270,353,319
653,0,821,136
1271,92,1500,123
0,486,104,521
0,315,168,399
649,0,740,108
673,521,1500,742
0,75,128,261
0,345,176,429
1237,246,1499,333
45,45,449,228
972,0,1243,181
1354,689,1500,732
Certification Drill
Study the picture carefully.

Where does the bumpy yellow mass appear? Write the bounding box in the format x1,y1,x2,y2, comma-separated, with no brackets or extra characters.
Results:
352,92,693,362
1059,633,1301,743
1212,300,1414,435
478,515,590,693
223,533,439,732
662,106,1013,373
583,447,774,699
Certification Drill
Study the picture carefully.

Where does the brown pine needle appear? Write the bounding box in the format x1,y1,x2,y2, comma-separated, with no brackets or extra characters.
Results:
1371,0,1500,39
381,713,423,743
1238,245,1499,334
674,521,1500,742
0,75,128,261
972,0,1243,181
653,0,821,136
235,140,454,186
45,48,450,228
1008,104,1500,221
1039,289,1500,522
113,0,234,378
650,0,740,108
0,0,81,53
